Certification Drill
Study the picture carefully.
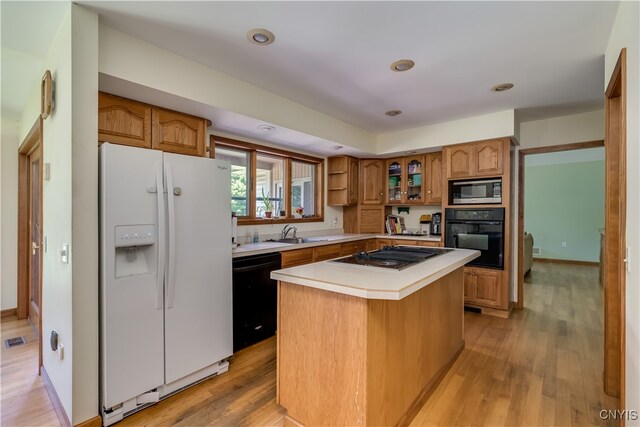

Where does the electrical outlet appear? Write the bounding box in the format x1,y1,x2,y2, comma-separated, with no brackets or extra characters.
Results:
561,242,567,248
332,217,338,227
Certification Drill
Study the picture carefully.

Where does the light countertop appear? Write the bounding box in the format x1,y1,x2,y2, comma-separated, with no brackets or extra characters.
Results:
270,248,479,300
232,233,442,258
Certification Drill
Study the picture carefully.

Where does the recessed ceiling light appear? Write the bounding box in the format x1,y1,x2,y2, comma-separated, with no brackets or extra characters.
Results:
491,83,514,92
390,59,415,72
332,145,344,151
385,110,402,117
257,124,275,132
247,28,275,45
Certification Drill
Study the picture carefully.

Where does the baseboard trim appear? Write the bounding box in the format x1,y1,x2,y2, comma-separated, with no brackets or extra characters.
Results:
0,308,17,319
534,258,599,266
75,415,102,427
42,366,71,427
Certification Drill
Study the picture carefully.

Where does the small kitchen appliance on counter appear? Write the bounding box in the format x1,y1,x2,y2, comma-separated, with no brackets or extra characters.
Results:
418,215,431,235
431,212,442,235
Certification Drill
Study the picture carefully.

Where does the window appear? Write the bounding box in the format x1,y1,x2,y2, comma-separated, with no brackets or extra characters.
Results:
215,146,250,216
212,136,324,224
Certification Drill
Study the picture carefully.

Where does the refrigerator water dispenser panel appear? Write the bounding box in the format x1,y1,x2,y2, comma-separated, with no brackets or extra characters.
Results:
115,225,155,247
114,225,156,279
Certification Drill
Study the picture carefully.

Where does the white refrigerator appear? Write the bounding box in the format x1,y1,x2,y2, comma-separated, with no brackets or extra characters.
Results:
99,143,233,426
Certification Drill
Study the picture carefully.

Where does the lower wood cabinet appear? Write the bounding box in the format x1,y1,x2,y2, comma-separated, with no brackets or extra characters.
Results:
340,240,368,256
281,248,314,268
463,267,502,308
313,244,342,261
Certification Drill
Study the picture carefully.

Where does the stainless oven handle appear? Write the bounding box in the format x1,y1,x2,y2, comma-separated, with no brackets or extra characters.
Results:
452,179,501,185
446,221,502,225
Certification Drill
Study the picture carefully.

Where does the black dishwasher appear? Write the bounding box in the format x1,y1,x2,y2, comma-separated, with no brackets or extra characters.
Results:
232,252,281,352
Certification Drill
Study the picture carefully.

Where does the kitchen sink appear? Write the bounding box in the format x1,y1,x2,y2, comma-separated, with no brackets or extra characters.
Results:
276,237,329,244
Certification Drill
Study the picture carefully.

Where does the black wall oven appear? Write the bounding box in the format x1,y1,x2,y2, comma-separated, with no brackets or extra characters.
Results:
445,208,505,269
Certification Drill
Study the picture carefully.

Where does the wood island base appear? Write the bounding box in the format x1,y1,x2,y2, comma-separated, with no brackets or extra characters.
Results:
276,268,465,426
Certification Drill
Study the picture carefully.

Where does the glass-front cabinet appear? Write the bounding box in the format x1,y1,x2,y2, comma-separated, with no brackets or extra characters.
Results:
386,155,425,204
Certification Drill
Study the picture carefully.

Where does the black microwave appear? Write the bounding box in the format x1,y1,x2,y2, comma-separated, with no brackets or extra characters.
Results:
449,178,502,205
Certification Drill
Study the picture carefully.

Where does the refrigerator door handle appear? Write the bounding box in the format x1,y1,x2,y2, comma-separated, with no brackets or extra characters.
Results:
166,161,177,309
155,163,165,310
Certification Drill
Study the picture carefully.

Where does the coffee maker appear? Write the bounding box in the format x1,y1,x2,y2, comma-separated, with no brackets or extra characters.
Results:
431,212,442,236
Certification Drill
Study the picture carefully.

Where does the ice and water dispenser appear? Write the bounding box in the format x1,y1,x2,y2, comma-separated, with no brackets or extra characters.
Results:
114,224,156,278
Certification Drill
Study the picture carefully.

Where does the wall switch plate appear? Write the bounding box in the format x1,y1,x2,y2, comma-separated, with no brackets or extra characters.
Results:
43,163,50,181
60,244,69,264
561,242,567,248
43,236,47,253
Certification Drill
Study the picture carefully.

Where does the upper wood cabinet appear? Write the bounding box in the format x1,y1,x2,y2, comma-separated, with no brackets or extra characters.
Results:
98,92,209,157
386,155,425,205
98,92,152,149
444,139,505,179
327,156,358,206
152,107,206,157
424,152,443,205
359,159,384,205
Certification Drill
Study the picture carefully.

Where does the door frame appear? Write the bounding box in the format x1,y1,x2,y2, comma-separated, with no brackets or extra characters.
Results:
516,139,604,309
18,116,43,370
603,48,626,405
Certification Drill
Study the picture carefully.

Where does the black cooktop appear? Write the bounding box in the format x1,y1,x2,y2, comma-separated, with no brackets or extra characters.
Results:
331,246,452,270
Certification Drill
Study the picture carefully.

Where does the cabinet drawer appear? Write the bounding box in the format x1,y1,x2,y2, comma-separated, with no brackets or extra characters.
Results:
281,248,314,268
341,241,367,256
313,244,342,261
415,240,442,247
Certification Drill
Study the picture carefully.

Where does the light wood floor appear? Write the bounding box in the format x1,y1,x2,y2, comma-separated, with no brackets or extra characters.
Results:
0,316,60,427
1,262,618,426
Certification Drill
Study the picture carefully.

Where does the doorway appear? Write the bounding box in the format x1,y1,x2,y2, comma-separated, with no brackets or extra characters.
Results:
18,117,43,370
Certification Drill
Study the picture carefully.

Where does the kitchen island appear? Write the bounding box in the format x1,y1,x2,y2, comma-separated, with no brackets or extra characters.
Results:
271,248,479,426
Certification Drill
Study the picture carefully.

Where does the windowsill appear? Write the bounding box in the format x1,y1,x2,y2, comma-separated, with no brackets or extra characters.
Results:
238,216,324,226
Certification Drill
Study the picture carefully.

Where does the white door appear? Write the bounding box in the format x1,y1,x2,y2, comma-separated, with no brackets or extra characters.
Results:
100,144,165,408
163,153,233,384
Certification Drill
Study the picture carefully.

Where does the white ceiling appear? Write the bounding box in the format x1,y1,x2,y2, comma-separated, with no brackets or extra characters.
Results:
2,1,619,156
81,1,618,134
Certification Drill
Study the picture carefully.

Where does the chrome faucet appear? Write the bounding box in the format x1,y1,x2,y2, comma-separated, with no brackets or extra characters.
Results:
281,224,297,240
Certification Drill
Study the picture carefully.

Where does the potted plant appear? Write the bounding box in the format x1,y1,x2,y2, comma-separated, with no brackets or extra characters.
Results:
260,188,273,218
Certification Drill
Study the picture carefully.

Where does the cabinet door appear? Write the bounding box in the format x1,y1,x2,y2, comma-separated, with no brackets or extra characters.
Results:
348,157,359,205
475,269,502,307
360,159,384,205
358,205,385,233
445,145,475,178
425,152,443,205
152,108,206,157
386,158,403,204
405,155,425,204
475,140,503,176
98,92,151,148
463,269,476,302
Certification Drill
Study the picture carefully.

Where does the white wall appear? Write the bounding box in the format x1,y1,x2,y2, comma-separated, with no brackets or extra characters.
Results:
518,109,605,149
376,109,515,154
605,0,640,416
70,5,99,424
510,109,605,300
98,24,376,154
17,5,100,424
19,4,75,419
1,113,20,310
